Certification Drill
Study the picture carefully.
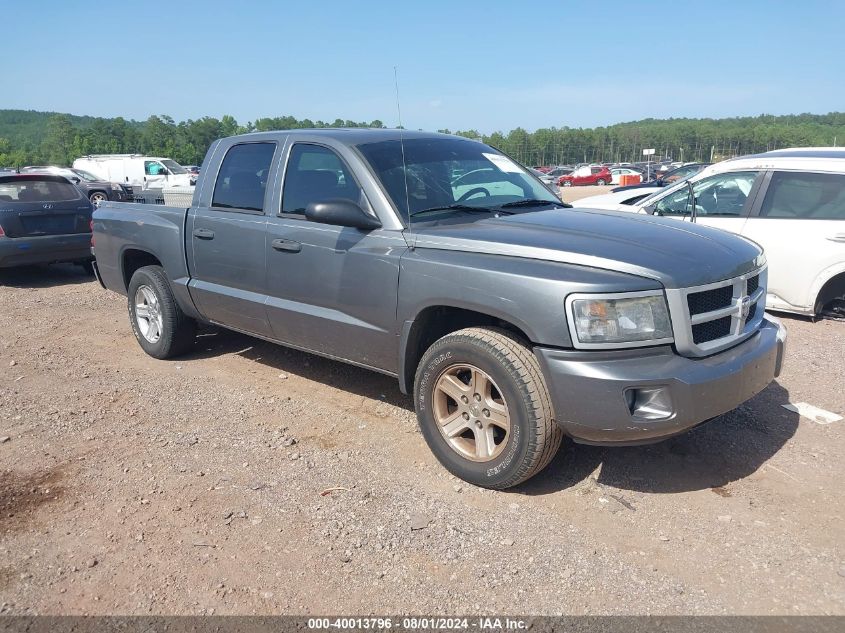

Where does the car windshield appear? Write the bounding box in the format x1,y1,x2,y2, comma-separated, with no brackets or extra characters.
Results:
72,169,101,181
355,137,561,223
160,159,187,174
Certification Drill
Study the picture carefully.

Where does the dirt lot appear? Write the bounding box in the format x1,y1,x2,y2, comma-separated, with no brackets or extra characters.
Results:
1,264,844,616
558,184,616,204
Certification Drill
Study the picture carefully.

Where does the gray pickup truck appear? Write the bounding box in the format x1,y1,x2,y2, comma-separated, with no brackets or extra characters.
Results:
92,130,787,489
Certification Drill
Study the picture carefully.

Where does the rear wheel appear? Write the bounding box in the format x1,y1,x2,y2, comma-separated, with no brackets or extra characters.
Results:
414,327,562,489
127,265,196,359
562,180,572,187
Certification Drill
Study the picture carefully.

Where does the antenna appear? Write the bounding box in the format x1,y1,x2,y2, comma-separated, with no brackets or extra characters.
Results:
394,66,412,232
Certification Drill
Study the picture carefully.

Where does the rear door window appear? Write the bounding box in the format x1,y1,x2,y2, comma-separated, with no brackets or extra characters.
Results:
0,179,81,202
211,142,277,212
759,171,845,220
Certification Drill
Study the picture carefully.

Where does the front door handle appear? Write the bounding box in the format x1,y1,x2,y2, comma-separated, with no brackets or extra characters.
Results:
827,233,845,243
271,238,302,253
193,228,215,240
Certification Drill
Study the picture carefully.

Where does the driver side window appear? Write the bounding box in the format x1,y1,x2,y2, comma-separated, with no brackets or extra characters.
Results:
654,171,757,217
144,161,166,176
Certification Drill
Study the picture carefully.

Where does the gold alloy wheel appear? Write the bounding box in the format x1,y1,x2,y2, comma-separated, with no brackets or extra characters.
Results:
432,363,511,462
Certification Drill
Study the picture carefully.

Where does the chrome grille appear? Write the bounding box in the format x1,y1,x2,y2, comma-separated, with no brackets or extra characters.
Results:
666,267,767,357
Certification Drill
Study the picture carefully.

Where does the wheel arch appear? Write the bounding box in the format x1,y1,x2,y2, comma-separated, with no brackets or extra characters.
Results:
121,248,163,291
398,304,533,395
814,268,845,315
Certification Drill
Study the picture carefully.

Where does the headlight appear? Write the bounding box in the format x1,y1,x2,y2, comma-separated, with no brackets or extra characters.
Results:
566,292,673,348
111,184,122,191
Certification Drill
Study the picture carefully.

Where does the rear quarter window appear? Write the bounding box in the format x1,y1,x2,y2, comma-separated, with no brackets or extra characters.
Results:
0,179,82,203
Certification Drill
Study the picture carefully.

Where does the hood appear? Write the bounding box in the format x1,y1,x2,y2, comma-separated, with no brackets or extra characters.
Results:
411,208,763,289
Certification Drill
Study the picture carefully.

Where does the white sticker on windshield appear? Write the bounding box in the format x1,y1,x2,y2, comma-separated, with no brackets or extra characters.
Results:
482,152,522,173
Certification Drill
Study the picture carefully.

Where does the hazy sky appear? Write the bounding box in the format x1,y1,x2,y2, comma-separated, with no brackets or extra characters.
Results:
3,0,844,133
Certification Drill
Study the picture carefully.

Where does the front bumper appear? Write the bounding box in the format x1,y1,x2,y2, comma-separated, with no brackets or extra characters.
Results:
0,234,93,268
108,189,134,202
534,316,787,445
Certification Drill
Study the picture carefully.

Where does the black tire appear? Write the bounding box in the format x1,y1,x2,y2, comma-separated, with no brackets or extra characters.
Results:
414,327,563,489
562,180,572,187
127,265,196,359
596,179,606,186
89,191,108,205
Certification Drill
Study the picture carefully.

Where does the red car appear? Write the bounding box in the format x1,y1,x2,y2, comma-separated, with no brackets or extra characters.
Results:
558,166,612,187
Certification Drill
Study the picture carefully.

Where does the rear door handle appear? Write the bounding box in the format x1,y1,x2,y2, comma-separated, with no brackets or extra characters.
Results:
271,238,302,253
827,233,845,243
193,228,215,240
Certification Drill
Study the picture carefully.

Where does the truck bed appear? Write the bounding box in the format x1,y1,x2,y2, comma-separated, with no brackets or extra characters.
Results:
92,201,192,299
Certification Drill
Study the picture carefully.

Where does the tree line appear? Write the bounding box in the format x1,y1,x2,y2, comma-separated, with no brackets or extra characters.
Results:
1,109,844,170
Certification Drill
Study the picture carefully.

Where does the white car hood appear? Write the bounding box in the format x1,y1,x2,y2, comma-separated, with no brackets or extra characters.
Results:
571,187,662,212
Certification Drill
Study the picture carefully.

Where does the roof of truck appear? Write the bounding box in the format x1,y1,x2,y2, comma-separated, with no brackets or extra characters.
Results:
230,128,469,145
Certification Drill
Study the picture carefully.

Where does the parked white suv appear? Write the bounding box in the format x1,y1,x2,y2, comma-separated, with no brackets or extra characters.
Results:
579,148,845,317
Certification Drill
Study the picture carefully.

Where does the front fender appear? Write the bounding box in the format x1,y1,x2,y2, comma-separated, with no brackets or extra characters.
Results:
396,248,662,392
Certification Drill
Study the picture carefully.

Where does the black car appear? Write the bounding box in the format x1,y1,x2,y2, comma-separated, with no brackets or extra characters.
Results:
20,166,133,204
612,163,711,192
0,173,94,270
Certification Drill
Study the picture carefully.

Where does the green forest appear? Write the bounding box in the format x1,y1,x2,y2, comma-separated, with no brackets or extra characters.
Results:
1,109,844,169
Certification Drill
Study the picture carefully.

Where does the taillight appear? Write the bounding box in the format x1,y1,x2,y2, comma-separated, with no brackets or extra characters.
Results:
0,224,5,237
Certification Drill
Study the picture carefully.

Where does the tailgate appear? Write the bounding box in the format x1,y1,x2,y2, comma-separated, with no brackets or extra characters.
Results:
0,202,93,238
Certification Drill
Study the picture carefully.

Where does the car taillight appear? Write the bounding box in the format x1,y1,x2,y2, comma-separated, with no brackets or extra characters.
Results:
0,224,5,237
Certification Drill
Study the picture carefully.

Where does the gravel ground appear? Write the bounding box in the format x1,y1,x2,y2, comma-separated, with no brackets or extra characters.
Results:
0,264,843,616
558,184,616,204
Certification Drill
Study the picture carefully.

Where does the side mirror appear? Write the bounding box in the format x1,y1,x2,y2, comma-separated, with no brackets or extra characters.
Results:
305,199,381,230
70,176,81,184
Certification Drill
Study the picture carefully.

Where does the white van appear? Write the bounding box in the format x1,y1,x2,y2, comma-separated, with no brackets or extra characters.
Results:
73,155,193,190
577,148,845,318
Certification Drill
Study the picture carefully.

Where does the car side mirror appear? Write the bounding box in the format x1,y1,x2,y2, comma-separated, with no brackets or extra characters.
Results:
70,176,81,184
305,199,381,230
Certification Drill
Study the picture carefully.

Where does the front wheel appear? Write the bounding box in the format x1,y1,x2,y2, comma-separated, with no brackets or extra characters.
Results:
595,179,606,186
89,191,108,206
414,327,563,489
127,265,196,359
562,180,572,187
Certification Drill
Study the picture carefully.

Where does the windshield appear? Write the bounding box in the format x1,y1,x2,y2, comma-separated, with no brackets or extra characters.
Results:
160,159,187,174
72,169,101,181
355,137,560,223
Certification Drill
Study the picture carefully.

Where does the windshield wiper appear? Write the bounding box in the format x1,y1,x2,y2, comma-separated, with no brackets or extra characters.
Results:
497,198,571,209
410,204,513,218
